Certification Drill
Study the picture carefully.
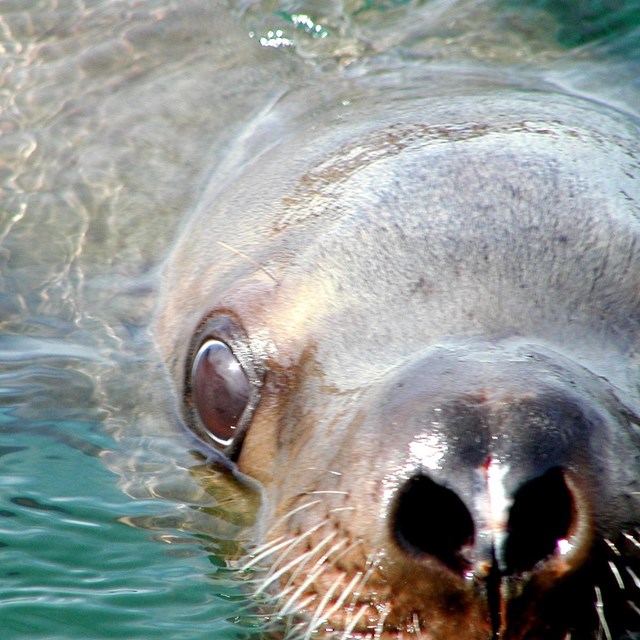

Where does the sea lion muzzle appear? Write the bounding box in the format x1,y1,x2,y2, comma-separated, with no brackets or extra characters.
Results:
346,343,624,638
183,329,638,638
237,340,635,640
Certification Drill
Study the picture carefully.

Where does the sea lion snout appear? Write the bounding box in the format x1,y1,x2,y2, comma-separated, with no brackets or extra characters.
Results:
234,341,636,638
329,344,618,635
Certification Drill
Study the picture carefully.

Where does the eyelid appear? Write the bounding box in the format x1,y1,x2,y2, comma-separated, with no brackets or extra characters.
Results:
191,338,251,447
185,312,264,459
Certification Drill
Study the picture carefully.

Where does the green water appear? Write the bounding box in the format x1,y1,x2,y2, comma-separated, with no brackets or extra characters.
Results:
1,1,639,639
0,420,240,640
0,346,256,640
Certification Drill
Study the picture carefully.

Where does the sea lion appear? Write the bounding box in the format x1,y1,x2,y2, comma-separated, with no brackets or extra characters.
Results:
154,52,640,640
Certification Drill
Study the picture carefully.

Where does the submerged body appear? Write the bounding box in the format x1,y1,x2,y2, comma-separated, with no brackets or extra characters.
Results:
155,30,640,640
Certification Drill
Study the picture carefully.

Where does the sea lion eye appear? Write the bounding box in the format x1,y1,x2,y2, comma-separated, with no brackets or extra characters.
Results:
191,339,251,447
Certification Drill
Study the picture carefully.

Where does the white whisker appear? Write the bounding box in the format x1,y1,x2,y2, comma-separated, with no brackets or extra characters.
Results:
603,537,621,557
273,499,323,526
626,567,640,589
305,490,349,496
283,593,318,621
608,561,625,590
216,241,279,283
252,520,329,580
315,539,367,622
279,536,346,616
412,612,425,640
328,506,356,514
281,622,300,640
243,497,328,571
628,599,640,617
623,532,640,551
594,585,612,640
274,596,317,640
306,571,346,636
256,528,339,596
301,467,342,475
322,570,365,627
241,536,290,571
346,554,380,612
256,543,326,596
246,534,286,558
340,604,369,640
373,604,390,640
264,523,330,579
283,529,342,592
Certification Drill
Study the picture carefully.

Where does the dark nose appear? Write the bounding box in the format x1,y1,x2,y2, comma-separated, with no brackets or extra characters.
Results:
393,473,476,574
502,466,575,574
354,344,632,637
390,461,590,638
392,465,579,577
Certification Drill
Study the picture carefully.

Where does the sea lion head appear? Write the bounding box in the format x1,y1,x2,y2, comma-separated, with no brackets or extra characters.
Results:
155,82,640,639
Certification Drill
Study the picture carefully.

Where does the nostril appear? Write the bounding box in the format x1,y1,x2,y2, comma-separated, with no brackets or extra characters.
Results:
392,474,475,574
504,466,575,574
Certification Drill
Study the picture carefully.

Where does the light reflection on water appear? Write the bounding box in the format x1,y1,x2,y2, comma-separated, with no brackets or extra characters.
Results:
0,0,638,638
0,1,269,636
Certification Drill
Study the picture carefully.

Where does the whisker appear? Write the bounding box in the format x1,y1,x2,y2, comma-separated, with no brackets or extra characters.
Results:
213,593,282,624
608,561,625,590
628,600,640,618
306,571,345,636
373,604,390,640
305,490,349,496
282,620,306,640
216,241,279,283
623,532,640,551
256,529,339,596
248,521,329,578
412,612,425,640
264,593,317,640
314,538,367,618
342,578,374,634
256,542,328,596
346,554,380,612
290,613,319,638
626,567,640,589
340,604,370,640
603,537,621,557
246,534,286,558
594,585,612,640
267,497,352,579
264,523,331,580
241,536,289,571
273,499,323,527
283,593,318,623
322,570,366,627
252,549,320,597
282,528,343,590
328,506,356,514
279,537,347,616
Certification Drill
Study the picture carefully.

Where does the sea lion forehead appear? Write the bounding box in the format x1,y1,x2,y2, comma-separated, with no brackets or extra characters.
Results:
264,127,639,351
156,90,640,392
270,117,611,234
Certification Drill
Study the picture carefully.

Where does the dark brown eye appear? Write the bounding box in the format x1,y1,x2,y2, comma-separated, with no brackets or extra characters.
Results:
191,339,251,447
